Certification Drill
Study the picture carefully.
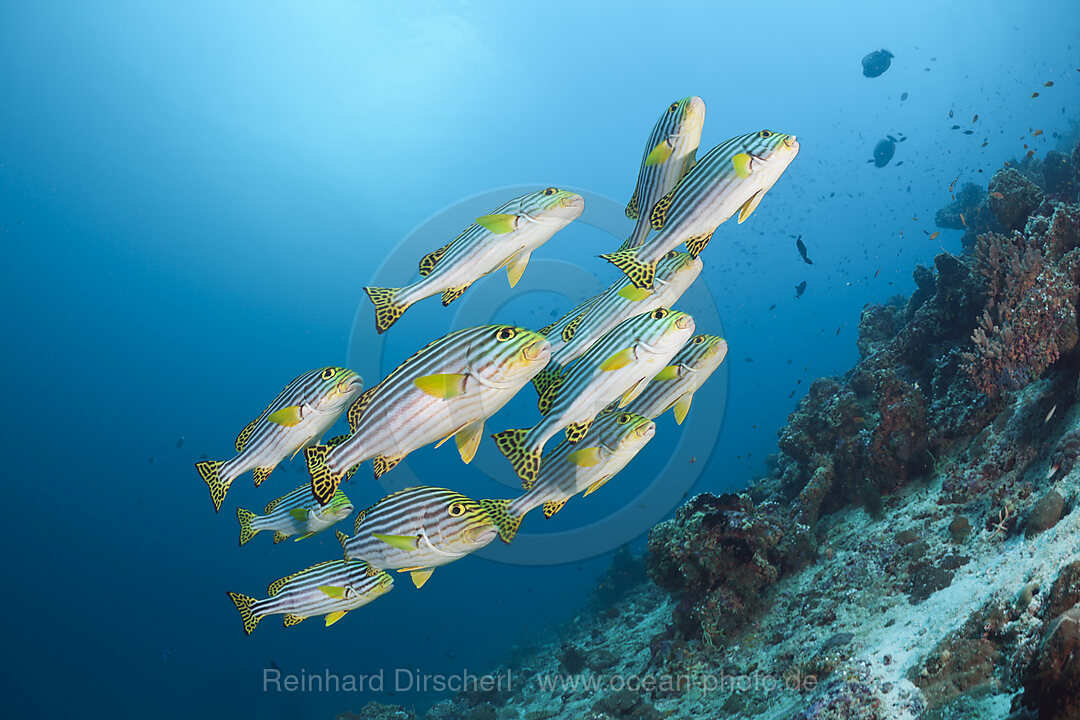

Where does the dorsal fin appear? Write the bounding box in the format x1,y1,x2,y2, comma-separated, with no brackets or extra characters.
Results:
625,190,640,220
649,186,678,231
562,312,587,342
346,387,377,433
418,243,450,277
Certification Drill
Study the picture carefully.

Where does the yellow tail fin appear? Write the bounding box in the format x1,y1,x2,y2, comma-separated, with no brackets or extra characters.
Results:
364,286,408,334
491,428,541,488
226,591,261,635
479,498,524,543
236,508,260,546
599,248,656,291
196,460,229,513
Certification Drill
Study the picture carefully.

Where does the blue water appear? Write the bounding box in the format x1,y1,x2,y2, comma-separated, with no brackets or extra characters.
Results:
3,2,1078,718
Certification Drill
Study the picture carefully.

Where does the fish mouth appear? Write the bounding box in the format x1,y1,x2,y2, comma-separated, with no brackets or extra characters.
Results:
522,338,552,362
338,377,364,395
675,315,694,330
635,422,656,440
469,526,499,545
783,135,798,150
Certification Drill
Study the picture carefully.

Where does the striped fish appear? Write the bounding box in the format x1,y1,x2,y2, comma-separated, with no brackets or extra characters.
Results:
621,96,705,250
497,411,655,541
601,130,800,290
531,251,702,399
364,188,584,333
225,559,392,635
236,483,354,546
492,308,694,486
196,367,363,512
336,486,514,588
305,325,551,504
621,334,728,424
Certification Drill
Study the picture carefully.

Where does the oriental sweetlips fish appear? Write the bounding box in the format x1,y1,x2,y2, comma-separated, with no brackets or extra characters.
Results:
236,483,354,546
493,308,694,486
601,129,799,290
621,96,705,250
621,334,728,424
305,325,551,504
497,411,656,541
226,559,393,635
336,486,513,588
196,367,364,512
364,188,584,334
531,250,702,399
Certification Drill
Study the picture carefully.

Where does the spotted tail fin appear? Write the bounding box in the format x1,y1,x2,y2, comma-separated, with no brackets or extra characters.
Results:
599,248,656,290
236,507,260,546
305,445,344,506
491,428,542,488
479,499,523,544
197,460,231,513
530,364,563,400
226,592,262,636
364,287,409,334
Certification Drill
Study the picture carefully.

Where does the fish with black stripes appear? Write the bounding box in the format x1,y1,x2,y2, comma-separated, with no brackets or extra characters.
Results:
236,483,354,546
225,559,393,635
196,367,363,512
335,486,515,588
492,308,694,486
304,325,551,504
621,96,705,250
621,334,728,424
364,188,584,333
532,250,702,399
601,129,800,289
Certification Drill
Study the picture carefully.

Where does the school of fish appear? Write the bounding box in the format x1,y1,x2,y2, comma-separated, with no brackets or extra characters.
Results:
197,95,798,633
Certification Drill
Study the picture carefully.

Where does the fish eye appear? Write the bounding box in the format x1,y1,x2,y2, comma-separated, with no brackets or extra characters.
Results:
668,102,679,113
664,250,679,259
759,130,772,138
618,413,632,424
694,336,706,344
496,327,517,342
320,368,336,380
650,308,669,320
448,502,467,517
543,187,558,196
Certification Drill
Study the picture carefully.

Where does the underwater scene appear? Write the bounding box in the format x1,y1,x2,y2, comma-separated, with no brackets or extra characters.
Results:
5,2,1080,719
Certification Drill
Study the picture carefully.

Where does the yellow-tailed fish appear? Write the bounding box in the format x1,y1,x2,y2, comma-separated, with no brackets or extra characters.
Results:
621,334,728,424
621,96,705,250
531,251,702,399
364,188,584,333
498,411,656,541
305,325,551,504
225,559,392,635
492,308,694,486
236,483,354,546
335,486,514,589
601,130,800,289
196,367,363,512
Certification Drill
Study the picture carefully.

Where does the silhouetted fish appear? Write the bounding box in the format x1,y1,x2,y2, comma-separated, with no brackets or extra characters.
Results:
795,280,807,298
796,235,813,264
862,49,894,78
873,138,896,168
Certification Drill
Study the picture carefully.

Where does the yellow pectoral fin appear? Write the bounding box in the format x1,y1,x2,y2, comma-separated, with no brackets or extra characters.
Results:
372,533,419,551
617,284,652,302
324,610,348,627
455,419,485,464
653,365,681,381
644,139,674,166
410,568,434,589
732,152,753,179
318,585,348,599
289,508,308,522
414,373,468,399
583,475,613,497
505,251,531,288
673,393,693,424
476,213,519,234
737,189,764,224
619,378,648,408
567,446,603,467
600,347,637,372
266,405,304,427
